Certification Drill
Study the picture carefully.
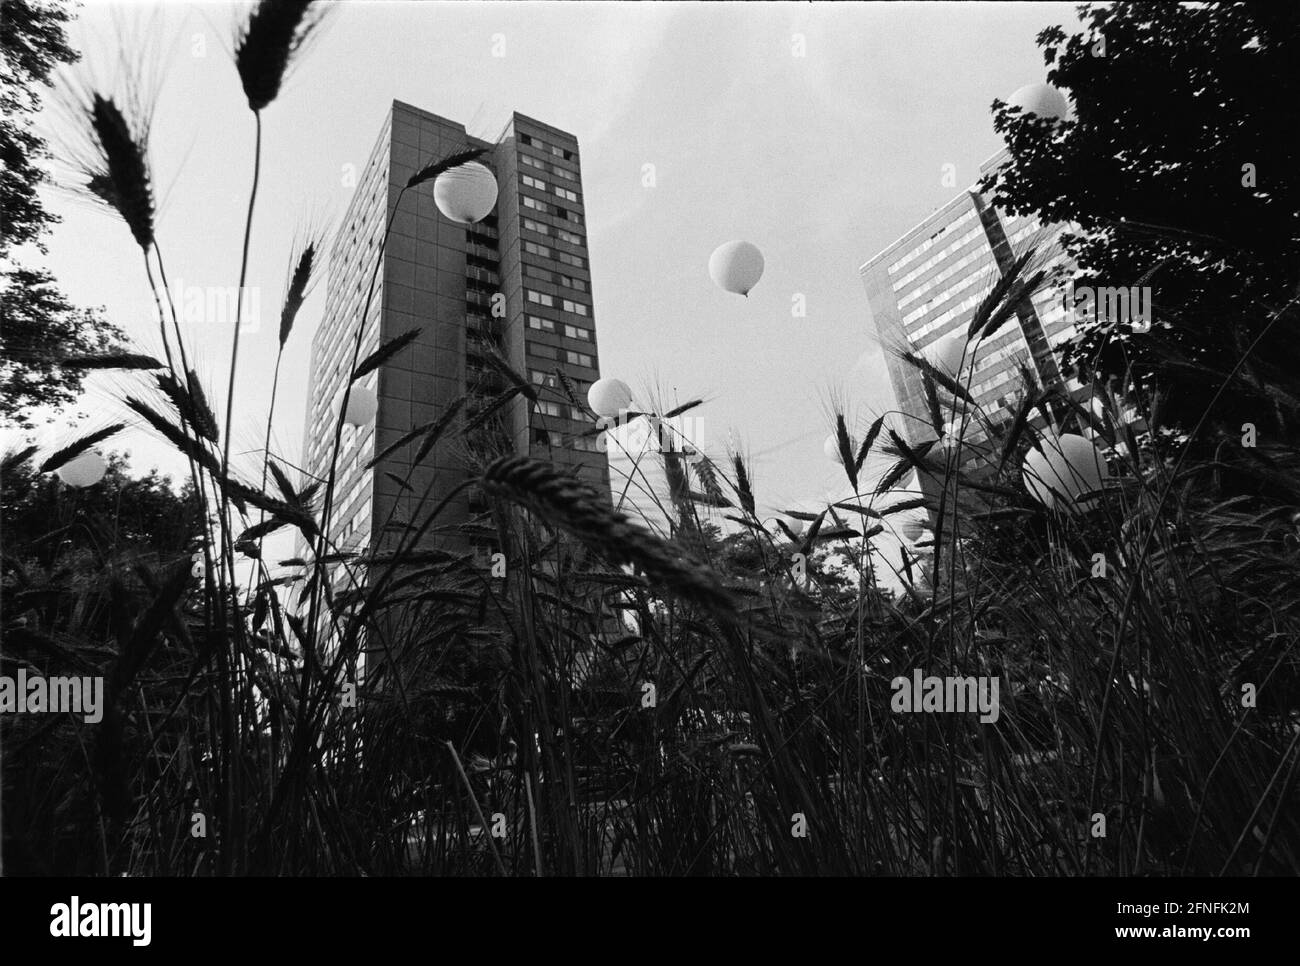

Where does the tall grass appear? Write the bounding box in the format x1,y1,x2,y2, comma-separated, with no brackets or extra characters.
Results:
3,4,1298,876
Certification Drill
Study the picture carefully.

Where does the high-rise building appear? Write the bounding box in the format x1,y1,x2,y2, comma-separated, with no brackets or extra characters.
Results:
859,151,1077,482
300,101,610,572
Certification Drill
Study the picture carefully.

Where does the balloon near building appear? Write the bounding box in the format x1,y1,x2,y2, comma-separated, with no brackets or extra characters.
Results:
1022,433,1106,510
56,451,107,488
709,240,765,296
922,327,970,377
587,378,633,419
1006,82,1070,121
344,386,378,426
434,162,499,224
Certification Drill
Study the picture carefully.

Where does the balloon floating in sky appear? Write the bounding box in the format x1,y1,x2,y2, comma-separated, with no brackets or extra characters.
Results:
587,378,633,419
1022,433,1105,510
709,240,765,297
434,162,499,224
57,450,106,488
786,518,805,538
824,434,844,464
344,386,378,426
1006,83,1070,122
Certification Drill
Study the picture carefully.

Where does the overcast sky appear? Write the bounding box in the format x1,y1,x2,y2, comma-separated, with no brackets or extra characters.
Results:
12,0,1081,564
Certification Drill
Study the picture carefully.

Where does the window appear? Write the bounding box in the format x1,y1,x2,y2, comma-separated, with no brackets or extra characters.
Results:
554,186,578,202
524,264,553,281
562,299,588,316
527,315,555,332
534,400,563,417
522,195,547,212
556,250,585,268
530,368,556,385
551,165,577,181
559,275,587,292
523,217,550,236
564,324,591,341
570,406,591,422
526,289,554,307
566,350,593,367
530,343,559,360
522,134,544,149
521,153,545,169
550,145,575,161
522,174,547,191
556,228,583,245
524,241,551,258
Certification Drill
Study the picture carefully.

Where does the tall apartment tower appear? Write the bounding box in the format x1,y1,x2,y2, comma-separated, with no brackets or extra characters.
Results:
859,151,1077,469
301,101,610,567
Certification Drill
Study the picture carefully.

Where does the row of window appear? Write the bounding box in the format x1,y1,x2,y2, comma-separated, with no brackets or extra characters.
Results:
527,315,592,341
523,263,587,292
519,153,578,182
891,225,985,293
520,133,576,163
529,341,594,368
909,288,988,343
971,367,1015,400
529,429,603,453
903,261,990,327
533,400,593,422
520,173,581,203
522,217,584,246
887,208,979,276
521,194,584,225
523,240,585,268
899,247,991,313
526,289,589,315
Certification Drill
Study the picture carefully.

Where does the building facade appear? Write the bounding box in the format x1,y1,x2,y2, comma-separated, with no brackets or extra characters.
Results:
859,152,1078,464
300,101,610,570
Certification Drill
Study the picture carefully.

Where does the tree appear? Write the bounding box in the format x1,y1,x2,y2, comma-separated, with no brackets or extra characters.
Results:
1,0,124,427
982,2,1300,441
1,451,203,875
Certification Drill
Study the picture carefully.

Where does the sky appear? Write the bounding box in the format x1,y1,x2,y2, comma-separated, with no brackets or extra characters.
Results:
11,0,1082,571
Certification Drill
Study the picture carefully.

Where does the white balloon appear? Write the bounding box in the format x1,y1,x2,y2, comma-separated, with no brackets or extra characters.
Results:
1006,83,1070,121
433,162,498,224
1022,433,1105,510
900,517,927,542
921,327,970,377
587,378,633,418
787,518,805,537
57,450,106,488
824,434,844,463
709,240,765,296
344,386,378,426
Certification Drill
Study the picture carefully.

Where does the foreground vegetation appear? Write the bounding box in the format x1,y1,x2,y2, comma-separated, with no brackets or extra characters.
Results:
2,0,1298,876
